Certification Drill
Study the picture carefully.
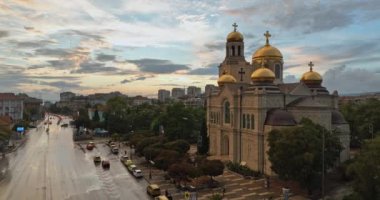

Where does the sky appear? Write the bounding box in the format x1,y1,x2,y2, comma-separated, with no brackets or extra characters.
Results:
0,0,380,101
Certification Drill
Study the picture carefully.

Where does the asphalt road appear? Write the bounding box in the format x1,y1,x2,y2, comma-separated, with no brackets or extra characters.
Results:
0,116,150,200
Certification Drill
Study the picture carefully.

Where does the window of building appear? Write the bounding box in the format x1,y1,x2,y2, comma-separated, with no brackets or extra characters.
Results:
275,64,281,79
238,46,241,56
251,114,255,129
242,114,246,128
246,114,250,129
224,101,230,124
232,46,235,56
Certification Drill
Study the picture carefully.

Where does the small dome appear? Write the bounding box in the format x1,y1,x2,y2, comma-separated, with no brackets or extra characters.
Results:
217,74,236,86
301,71,322,82
253,45,282,59
331,110,347,124
251,67,275,82
227,31,243,42
265,109,296,126
300,62,322,85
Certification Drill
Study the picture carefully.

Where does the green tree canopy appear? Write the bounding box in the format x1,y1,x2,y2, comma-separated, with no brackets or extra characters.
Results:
347,136,380,200
268,118,342,194
340,98,380,147
200,160,224,180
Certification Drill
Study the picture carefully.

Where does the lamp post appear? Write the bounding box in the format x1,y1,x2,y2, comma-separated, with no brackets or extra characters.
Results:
149,159,155,180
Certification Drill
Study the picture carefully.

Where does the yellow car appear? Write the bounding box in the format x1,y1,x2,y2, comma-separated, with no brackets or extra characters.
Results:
147,184,161,197
154,195,169,200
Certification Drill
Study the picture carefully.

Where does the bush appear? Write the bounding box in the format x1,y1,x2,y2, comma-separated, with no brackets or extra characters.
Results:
226,162,262,178
142,147,161,161
154,150,180,171
208,193,223,200
136,136,160,153
200,160,224,179
164,139,190,154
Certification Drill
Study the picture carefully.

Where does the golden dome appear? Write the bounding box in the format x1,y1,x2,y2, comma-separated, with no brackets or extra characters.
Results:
217,74,237,86
251,67,275,82
301,71,322,81
300,61,322,84
252,31,282,59
252,45,282,59
227,31,244,42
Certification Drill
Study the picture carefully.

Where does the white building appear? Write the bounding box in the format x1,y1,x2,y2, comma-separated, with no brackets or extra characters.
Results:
0,93,24,121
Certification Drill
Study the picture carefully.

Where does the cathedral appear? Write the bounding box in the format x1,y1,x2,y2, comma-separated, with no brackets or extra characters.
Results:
206,23,350,175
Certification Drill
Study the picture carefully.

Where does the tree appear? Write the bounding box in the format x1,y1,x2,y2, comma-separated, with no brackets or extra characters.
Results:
153,150,180,171
347,136,380,200
168,162,197,183
267,118,342,195
164,139,190,154
340,98,380,147
93,110,100,122
197,119,209,155
200,160,224,180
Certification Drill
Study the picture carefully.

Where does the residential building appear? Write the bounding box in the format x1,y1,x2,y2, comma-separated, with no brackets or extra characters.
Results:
187,86,201,97
60,92,75,101
158,89,170,102
172,88,185,99
0,93,23,121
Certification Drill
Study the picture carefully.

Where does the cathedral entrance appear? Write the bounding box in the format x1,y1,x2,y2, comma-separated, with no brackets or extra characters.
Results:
222,135,229,155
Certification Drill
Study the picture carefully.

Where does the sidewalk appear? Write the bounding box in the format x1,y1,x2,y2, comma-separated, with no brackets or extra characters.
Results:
116,143,308,200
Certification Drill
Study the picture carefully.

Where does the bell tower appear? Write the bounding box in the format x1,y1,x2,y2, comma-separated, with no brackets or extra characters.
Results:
219,23,253,84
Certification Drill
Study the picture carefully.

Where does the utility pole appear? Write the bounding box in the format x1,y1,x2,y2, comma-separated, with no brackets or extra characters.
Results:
322,129,325,199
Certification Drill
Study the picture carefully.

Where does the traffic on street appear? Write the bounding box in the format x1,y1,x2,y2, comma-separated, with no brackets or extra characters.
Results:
0,115,150,200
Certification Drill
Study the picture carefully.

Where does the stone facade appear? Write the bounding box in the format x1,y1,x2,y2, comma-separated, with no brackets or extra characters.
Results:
207,26,350,175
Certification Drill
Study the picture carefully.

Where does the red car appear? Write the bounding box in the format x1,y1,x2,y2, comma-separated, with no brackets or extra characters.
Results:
86,142,95,150
102,160,110,169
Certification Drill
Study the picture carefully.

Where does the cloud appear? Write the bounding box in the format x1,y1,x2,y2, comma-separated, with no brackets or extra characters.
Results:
323,65,380,94
283,75,297,83
0,30,8,38
47,59,75,68
222,1,380,34
127,58,189,74
96,53,116,61
121,75,155,84
71,61,119,74
188,63,219,75
15,39,55,48
204,41,224,51
34,48,71,57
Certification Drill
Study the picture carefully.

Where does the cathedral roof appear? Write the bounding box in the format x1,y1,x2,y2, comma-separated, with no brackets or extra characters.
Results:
331,110,347,124
251,60,275,83
252,31,282,59
301,61,322,85
227,22,243,42
217,73,236,86
265,109,296,126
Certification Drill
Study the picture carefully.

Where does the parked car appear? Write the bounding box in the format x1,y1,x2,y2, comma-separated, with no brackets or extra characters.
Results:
154,195,169,200
111,147,119,154
60,123,68,127
86,142,95,150
132,169,143,178
93,155,101,163
120,155,129,162
122,159,133,167
147,184,161,197
102,160,110,169
127,164,137,172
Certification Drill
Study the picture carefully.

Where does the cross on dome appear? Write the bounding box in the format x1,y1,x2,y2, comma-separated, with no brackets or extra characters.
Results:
264,31,271,45
308,61,314,71
232,22,238,32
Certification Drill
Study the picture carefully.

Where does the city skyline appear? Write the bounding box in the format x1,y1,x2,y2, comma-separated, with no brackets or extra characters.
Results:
1,0,380,101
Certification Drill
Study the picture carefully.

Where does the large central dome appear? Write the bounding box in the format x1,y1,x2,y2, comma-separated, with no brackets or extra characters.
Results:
252,31,282,59
227,31,243,42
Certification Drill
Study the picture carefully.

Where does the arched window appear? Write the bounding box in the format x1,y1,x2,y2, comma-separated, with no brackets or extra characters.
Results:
251,114,255,129
224,101,230,124
238,46,241,56
232,46,235,56
275,64,281,79
247,114,251,129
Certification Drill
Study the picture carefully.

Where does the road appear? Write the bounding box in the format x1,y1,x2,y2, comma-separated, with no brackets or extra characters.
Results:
0,116,150,200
